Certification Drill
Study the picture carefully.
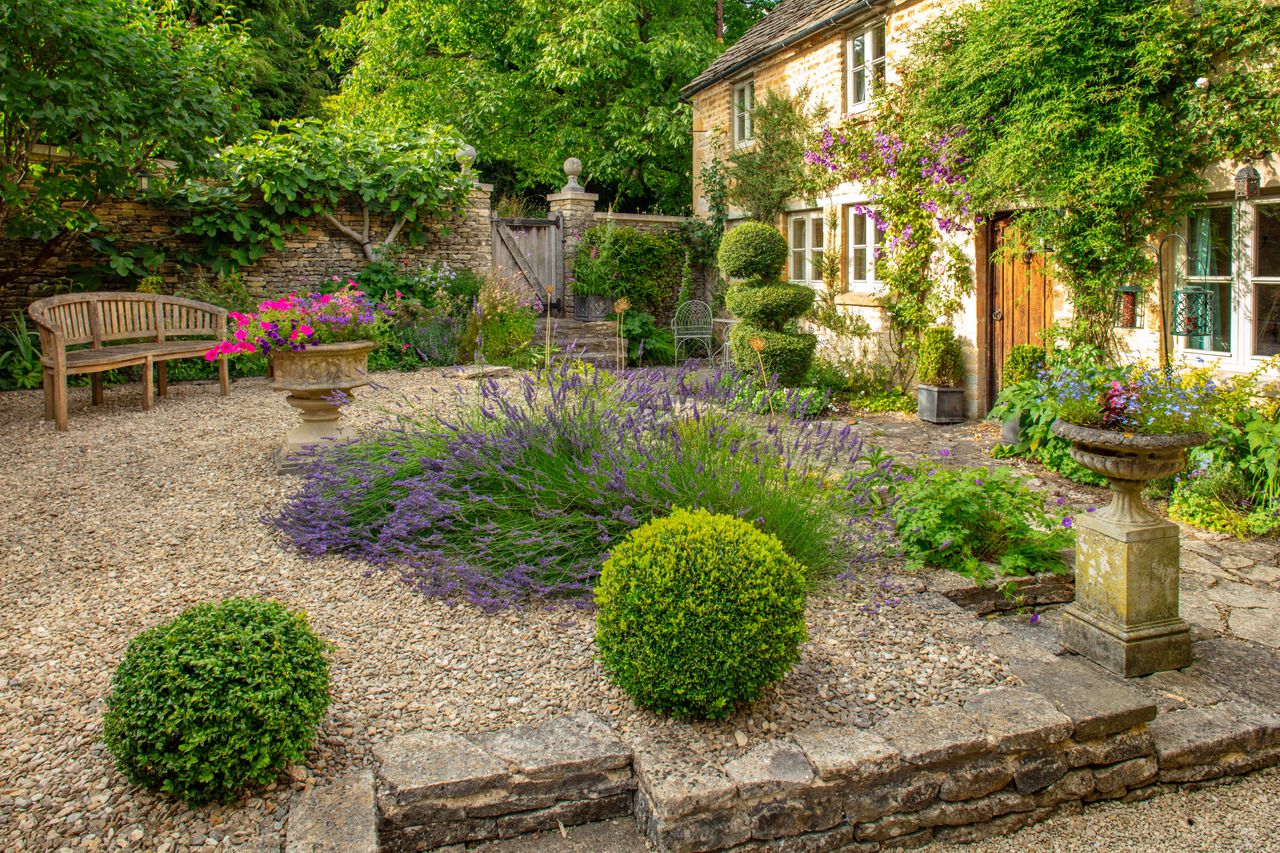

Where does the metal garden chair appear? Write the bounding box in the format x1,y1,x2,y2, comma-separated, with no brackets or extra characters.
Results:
672,300,713,361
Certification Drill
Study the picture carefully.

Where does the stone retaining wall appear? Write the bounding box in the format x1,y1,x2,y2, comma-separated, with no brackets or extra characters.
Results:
285,638,1280,853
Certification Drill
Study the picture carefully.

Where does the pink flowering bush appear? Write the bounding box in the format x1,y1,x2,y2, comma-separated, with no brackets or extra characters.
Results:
206,282,392,361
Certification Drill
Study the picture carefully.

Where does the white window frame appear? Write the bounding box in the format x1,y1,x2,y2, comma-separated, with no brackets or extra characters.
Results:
846,22,887,112
788,212,825,286
846,207,883,291
1181,204,1235,358
1251,200,1280,359
733,80,755,147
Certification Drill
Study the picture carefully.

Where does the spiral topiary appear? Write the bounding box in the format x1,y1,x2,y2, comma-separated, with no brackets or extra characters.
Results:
594,507,808,720
103,598,332,805
718,222,817,385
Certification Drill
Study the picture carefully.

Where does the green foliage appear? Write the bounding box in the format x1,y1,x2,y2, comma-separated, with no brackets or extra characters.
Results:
1168,462,1280,538
619,311,675,365
0,314,44,391
594,508,807,720
725,87,833,223
845,390,917,414
916,327,965,387
989,373,1110,487
327,0,775,212
171,119,473,274
729,325,817,388
893,0,1280,348
458,273,537,365
0,0,255,279
1003,345,1047,386
716,222,787,281
730,384,831,420
102,599,331,805
891,464,1074,581
725,283,815,328
572,224,683,308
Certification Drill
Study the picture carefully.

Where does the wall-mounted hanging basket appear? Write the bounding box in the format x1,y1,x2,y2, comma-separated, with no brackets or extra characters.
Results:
1171,286,1215,338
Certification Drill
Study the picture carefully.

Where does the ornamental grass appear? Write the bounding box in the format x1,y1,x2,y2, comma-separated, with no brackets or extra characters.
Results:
274,363,896,610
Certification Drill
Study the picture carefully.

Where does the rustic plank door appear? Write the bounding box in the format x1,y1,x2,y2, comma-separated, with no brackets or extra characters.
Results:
492,216,564,313
988,215,1055,395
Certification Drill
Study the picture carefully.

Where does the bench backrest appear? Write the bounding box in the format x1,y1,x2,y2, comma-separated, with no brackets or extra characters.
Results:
28,292,227,348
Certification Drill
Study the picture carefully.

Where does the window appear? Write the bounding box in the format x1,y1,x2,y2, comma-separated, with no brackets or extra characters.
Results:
1256,203,1280,357
788,212,825,285
847,209,884,289
846,23,886,110
1185,206,1233,354
733,80,754,146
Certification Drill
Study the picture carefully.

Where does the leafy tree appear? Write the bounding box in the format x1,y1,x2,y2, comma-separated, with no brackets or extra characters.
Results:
725,87,831,223
890,0,1280,348
175,0,356,120
170,119,474,270
0,0,255,283
325,0,776,213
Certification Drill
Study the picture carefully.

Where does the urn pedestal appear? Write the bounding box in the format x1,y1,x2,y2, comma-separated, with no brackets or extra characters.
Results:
1051,420,1206,677
270,340,377,471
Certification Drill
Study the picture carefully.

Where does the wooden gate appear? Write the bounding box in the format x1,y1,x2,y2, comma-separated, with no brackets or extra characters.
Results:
987,215,1056,396
492,215,564,312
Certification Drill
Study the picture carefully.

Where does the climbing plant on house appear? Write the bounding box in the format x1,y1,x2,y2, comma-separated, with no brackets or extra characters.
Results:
170,119,474,272
726,87,832,224
882,0,1280,350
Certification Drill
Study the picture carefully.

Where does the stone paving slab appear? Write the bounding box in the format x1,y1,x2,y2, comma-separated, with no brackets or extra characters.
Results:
284,769,378,853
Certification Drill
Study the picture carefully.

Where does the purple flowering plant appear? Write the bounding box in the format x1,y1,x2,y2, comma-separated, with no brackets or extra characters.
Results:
1050,362,1216,435
274,361,899,610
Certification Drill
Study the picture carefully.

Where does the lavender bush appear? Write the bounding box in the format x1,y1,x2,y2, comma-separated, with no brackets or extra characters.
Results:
274,363,897,610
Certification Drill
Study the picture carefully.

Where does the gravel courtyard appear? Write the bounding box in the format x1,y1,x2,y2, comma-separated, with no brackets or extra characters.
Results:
0,371,1012,851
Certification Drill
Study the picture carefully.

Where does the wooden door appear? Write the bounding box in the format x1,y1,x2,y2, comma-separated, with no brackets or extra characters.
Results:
987,215,1055,396
492,216,564,312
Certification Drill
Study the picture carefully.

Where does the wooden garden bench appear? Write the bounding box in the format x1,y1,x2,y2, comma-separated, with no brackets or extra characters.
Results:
28,292,229,431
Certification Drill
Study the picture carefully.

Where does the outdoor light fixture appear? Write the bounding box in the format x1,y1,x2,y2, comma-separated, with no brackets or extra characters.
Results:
1235,160,1261,201
455,144,476,175
134,166,150,193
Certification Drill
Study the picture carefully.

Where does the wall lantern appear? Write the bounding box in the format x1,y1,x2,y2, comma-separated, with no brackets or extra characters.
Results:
1172,285,1215,337
1235,160,1261,201
134,166,150,193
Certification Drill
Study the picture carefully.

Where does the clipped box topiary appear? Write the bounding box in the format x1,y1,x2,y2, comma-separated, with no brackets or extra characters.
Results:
103,598,331,805
916,325,966,424
717,223,816,386
594,507,808,720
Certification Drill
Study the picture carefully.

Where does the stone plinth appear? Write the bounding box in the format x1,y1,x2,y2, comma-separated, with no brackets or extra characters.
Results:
1060,512,1191,677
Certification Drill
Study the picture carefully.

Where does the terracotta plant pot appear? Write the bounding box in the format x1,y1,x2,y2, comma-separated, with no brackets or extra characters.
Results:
270,340,378,471
1050,420,1207,525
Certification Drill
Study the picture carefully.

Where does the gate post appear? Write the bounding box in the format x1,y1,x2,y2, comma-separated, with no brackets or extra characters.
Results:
547,158,598,317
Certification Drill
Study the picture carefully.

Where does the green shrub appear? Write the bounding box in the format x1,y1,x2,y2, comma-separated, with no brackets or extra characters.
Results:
890,464,1073,581
729,324,817,387
594,508,808,720
917,326,965,387
572,224,683,309
716,222,787,280
846,390,917,413
103,599,331,805
725,282,815,327
1003,344,1047,385
1168,462,1280,537
619,310,675,365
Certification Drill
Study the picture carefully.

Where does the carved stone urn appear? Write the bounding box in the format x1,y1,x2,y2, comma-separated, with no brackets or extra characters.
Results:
1051,420,1207,677
270,340,377,471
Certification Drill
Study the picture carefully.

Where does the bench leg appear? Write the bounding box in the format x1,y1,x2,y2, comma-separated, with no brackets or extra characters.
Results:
53,366,69,432
42,369,54,421
157,361,168,398
141,357,154,412
91,373,104,406
218,356,230,397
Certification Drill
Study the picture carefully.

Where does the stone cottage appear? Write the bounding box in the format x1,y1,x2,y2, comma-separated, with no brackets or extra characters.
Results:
683,0,1280,416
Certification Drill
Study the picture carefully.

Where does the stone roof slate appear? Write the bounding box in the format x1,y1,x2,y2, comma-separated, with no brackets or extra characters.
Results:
683,0,878,97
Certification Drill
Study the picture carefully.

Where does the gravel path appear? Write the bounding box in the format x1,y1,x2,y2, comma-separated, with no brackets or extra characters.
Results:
0,372,1011,852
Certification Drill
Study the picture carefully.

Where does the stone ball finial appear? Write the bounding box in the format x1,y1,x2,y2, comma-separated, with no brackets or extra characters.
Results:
562,157,584,192
456,144,477,171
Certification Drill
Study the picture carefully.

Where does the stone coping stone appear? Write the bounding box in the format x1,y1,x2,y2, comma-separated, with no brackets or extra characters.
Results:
962,687,1074,753
633,742,739,823
470,711,630,780
376,732,510,804
872,703,990,767
1011,657,1157,741
790,726,901,787
723,740,815,800
1148,699,1280,770
285,768,378,853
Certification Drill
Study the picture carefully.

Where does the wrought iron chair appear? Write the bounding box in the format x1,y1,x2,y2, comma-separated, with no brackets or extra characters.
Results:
672,300,713,361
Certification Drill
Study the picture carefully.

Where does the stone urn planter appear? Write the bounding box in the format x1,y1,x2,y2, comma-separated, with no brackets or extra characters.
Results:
270,340,378,471
1050,419,1207,677
573,293,612,322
